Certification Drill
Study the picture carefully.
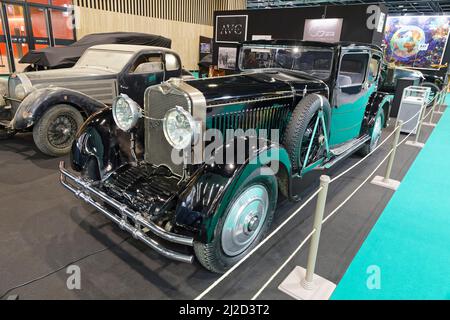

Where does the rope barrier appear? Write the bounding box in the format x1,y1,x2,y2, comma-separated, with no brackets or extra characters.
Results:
194,187,323,300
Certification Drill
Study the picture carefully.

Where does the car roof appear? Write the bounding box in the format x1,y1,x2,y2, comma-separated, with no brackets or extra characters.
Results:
242,39,382,52
88,44,177,55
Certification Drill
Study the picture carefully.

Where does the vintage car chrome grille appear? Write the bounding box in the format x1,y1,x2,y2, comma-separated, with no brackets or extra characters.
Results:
209,104,291,140
32,79,118,105
144,83,191,176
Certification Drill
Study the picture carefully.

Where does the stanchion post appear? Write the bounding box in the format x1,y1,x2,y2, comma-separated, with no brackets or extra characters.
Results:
414,105,426,144
302,175,330,287
371,121,403,191
384,120,403,183
278,175,336,300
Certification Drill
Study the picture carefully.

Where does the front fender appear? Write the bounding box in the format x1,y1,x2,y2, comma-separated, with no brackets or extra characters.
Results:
71,108,142,177
174,137,292,243
12,87,107,130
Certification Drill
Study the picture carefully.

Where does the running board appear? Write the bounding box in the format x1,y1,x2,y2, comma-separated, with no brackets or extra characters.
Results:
323,135,371,169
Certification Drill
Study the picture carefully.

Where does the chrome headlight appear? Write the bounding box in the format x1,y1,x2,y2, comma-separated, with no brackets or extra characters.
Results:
112,94,142,132
15,84,27,100
163,107,200,150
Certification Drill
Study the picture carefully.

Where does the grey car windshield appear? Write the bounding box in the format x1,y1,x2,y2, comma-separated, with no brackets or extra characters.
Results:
240,45,334,80
75,49,135,72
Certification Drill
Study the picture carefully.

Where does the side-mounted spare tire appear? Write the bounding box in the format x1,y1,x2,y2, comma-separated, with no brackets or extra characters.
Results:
282,94,331,173
33,104,84,157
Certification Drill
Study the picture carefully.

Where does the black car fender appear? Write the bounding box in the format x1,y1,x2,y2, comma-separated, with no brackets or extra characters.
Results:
71,108,143,177
362,91,392,133
12,87,107,130
174,136,293,244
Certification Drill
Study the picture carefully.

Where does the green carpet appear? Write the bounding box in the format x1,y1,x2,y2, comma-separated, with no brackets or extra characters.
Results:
332,106,450,300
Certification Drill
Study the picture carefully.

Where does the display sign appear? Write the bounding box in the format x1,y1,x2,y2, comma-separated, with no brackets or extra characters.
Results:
216,15,248,43
384,16,450,69
303,18,343,43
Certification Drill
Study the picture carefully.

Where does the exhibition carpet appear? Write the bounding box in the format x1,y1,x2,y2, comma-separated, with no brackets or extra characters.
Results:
332,106,450,300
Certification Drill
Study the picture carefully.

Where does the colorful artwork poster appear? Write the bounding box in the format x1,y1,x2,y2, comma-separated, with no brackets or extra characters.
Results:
383,16,450,69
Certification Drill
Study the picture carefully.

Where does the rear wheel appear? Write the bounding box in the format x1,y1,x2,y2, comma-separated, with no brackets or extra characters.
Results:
194,166,278,273
359,111,384,156
33,105,84,157
422,82,440,108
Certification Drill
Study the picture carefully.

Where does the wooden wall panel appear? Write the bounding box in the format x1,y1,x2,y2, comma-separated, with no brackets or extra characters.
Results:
74,0,247,26
76,6,214,70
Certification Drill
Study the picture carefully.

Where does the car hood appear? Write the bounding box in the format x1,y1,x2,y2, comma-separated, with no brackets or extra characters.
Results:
22,66,117,85
185,69,327,106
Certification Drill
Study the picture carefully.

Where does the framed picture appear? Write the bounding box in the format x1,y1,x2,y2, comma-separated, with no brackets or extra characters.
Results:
216,15,248,44
218,47,238,70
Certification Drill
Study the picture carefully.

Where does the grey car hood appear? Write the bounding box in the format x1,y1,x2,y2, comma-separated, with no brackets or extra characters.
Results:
24,66,117,85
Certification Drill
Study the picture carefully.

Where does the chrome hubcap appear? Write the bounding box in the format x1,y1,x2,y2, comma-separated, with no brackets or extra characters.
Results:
221,184,269,257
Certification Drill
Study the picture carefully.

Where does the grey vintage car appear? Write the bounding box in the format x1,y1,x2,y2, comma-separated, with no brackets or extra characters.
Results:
0,44,183,157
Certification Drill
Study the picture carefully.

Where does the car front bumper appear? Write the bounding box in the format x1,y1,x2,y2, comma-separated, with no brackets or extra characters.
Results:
59,161,195,264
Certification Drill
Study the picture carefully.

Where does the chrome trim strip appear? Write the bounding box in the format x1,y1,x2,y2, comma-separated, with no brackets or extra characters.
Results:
208,94,295,108
59,162,195,264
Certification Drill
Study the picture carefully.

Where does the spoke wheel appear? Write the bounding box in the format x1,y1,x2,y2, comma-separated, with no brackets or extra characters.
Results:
47,113,78,149
33,105,84,157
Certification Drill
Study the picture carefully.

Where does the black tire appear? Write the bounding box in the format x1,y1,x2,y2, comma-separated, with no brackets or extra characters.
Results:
194,166,278,273
282,94,331,173
422,82,440,108
32,105,84,157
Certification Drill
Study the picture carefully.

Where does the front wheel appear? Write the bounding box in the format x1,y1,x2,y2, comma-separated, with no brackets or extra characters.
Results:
194,166,278,273
33,105,84,157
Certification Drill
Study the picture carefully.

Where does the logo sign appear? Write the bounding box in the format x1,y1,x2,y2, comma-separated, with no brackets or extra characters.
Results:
303,18,344,43
216,15,248,43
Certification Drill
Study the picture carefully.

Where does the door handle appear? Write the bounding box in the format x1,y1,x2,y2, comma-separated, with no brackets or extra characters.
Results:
120,85,129,90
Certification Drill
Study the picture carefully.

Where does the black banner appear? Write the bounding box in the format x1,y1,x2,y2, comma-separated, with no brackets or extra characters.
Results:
215,15,248,43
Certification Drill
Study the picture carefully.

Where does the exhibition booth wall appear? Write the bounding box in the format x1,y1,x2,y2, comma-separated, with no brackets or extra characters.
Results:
212,4,388,70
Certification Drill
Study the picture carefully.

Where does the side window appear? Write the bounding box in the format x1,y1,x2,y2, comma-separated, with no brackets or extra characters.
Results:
129,54,164,74
165,53,180,71
369,55,381,82
338,53,369,87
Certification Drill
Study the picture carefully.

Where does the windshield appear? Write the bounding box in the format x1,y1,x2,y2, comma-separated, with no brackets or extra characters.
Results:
75,49,135,72
240,45,334,80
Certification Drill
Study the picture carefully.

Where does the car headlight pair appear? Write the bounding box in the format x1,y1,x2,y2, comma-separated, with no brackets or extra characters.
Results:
113,95,200,151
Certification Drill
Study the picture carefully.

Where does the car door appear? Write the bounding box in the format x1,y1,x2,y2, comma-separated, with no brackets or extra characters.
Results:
119,53,165,106
329,50,373,146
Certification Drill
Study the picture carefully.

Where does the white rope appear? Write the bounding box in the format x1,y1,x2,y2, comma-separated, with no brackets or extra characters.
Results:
251,229,316,300
194,187,323,300
251,148,394,300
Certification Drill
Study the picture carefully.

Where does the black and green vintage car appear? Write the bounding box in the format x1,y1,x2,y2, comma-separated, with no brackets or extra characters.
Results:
60,40,392,273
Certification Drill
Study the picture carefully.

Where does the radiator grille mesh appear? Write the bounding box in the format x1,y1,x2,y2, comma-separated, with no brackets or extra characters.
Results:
144,85,190,175
209,104,291,140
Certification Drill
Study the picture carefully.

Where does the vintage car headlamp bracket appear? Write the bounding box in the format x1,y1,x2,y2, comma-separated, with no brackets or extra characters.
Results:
163,106,200,150
112,94,142,132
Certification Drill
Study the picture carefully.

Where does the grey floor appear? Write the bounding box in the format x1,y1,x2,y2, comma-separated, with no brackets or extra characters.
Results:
0,110,444,300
